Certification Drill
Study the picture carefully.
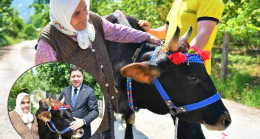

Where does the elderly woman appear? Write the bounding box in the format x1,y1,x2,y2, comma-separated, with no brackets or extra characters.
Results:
35,0,161,138
9,93,38,139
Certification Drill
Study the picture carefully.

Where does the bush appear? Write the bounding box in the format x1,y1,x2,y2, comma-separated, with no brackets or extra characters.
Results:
211,48,260,108
0,35,9,46
23,24,38,40
0,35,21,47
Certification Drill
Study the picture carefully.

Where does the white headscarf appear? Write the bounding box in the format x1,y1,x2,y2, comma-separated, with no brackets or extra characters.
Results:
15,93,34,129
50,0,95,49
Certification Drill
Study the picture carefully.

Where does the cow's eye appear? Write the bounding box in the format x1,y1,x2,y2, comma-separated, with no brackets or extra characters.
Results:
186,76,197,81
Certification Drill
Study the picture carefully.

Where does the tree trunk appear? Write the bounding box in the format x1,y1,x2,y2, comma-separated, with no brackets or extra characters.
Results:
220,31,229,80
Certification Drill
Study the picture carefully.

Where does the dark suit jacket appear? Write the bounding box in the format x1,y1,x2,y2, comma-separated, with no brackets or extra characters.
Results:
59,84,99,139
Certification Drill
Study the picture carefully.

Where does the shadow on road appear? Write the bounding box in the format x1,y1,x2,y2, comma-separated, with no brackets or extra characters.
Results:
114,114,149,139
0,47,12,59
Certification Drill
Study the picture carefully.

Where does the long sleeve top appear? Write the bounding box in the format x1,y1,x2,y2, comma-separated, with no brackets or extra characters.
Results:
35,18,149,64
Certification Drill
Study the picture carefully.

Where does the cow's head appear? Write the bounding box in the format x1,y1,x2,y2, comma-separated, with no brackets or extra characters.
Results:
37,98,84,138
121,27,231,131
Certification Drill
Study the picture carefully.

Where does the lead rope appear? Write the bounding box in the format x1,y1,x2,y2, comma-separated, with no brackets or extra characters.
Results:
46,122,62,139
127,43,145,112
174,117,179,139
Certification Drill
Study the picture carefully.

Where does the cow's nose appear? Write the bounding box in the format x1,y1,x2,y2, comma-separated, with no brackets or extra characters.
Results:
72,130,76,134
72,128,84,138
77,128,84,135
223,113,232,127
222,112,232,128
203,111,232,131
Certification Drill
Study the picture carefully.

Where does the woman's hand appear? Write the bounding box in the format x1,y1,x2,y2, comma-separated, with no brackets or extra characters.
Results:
146,35,163,46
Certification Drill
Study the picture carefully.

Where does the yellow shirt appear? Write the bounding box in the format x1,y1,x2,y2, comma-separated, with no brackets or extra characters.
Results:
166,0,224,75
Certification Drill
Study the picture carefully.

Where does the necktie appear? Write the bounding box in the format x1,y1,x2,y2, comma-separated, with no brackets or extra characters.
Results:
72,88,78,108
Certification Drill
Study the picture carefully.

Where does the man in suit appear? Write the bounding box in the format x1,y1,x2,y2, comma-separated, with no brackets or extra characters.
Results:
59,65,99,139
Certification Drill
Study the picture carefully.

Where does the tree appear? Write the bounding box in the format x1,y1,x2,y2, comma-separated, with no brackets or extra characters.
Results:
216,0,260,47
0,0,24,46
220,31,230,80
36,63,72,94
9,69,39,111
36,62,103,99
28,0,50,28
91,0,172,28
23,24,38,40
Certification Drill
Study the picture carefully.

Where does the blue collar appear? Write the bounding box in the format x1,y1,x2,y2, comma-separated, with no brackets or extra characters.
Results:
151,46,221,115
48,120,71,135
47,105,71,134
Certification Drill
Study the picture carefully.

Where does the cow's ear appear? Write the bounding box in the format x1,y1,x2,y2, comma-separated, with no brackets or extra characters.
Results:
121,63,160,83
37,111,52,123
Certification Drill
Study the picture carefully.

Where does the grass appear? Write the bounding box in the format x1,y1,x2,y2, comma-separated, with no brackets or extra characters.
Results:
0,35,24,48
211,48,260,108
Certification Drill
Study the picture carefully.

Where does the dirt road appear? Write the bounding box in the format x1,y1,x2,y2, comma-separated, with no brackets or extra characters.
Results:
0,41,259,139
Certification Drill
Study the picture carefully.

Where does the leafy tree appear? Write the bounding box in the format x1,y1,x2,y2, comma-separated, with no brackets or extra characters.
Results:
9,69,38,111
0,0,24,46
23,24,38,40
36,62,103,99
28,0,50,28
36,62,71,94
92,0,172,28
216,0,260,47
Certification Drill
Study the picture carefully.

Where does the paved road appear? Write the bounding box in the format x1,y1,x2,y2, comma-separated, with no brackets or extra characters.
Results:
114,100,260,139
0,41,259,139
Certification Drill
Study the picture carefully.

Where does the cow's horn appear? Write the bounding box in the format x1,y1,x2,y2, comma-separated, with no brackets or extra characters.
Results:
167,26,180,52
180,26,192,41
60,97,65,104
48,98,54,107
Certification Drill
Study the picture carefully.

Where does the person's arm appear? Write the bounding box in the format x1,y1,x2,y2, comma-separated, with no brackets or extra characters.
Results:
138,20,168,40
82,90,99,125
102,18,161,45
190,20,217,49
70,89,98,130
35,40,57,65
192,0,224,50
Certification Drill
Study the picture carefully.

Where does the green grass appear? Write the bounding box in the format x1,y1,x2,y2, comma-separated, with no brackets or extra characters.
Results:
211,48,260,108
0,35,24,47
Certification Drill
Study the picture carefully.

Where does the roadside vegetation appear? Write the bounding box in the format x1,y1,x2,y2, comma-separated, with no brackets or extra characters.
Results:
211,48,260,108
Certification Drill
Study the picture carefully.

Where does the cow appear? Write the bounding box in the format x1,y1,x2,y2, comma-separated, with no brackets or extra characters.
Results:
105,10,231,139
36,97,84,139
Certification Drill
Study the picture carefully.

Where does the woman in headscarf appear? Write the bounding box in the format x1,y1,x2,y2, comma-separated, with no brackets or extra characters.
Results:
9,93,38,139
35,0,161,138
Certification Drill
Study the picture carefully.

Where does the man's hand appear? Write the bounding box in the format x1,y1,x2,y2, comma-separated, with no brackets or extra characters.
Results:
138,20,151,33
139,20,168,40
70,117,85,130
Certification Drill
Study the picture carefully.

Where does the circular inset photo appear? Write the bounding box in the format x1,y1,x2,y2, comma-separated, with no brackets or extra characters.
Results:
8,62,104,139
